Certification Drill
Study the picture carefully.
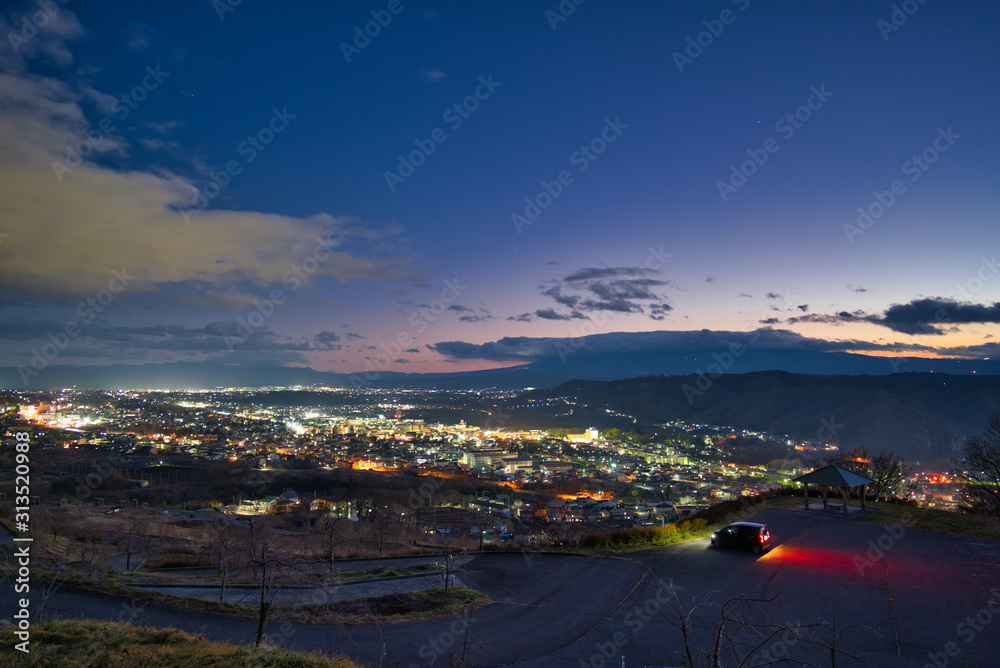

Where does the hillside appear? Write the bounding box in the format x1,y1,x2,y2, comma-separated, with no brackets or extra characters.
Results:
520,371,1000,463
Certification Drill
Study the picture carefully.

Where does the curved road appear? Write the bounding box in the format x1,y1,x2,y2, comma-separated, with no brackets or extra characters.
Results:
5,508,1000,667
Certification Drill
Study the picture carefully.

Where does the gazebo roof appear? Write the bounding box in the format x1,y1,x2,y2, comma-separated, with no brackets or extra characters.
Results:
793,464,874,488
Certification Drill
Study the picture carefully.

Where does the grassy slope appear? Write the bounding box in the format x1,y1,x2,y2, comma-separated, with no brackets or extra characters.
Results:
0,619,361,667
860,501,1000,540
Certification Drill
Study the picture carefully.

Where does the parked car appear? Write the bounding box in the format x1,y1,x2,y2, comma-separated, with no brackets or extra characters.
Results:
710,522,771,554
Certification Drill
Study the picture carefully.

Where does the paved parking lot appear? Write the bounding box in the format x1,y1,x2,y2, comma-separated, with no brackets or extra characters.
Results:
6,507,1000,667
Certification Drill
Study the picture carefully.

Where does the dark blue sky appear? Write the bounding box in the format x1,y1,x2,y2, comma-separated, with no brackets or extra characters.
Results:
1,0,998,380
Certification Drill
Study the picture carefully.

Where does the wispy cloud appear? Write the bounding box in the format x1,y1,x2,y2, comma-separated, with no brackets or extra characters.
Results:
531,266,674,321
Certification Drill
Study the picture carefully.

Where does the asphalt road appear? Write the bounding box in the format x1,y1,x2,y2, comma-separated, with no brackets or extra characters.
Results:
5,507,1000,667
529,506,1000,668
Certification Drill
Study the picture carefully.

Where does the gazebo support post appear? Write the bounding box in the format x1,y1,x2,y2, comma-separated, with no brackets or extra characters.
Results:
821,485,827,509
861,485,866,511
803,483,809,509
842,486,849,514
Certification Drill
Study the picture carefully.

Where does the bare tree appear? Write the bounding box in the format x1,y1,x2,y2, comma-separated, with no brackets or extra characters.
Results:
655,581,867,667
120,511,149,571
244,517,297,647
829,446,909,499
244,518,273,646
955,411,1000,518
208,515,241,603
369,501,404,558
316,514,347,573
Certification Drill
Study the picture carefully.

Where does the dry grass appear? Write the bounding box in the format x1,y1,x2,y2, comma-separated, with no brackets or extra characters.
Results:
0,619,361,668
273,588,490,625
861,501,1000,541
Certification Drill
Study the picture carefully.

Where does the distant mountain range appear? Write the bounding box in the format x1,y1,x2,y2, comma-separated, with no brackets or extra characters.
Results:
1,346,997,391
3,355,997,464
520,371,1000,464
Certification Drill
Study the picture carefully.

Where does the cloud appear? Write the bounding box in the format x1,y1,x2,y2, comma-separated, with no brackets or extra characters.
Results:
848,285,868,293
876,298,1000,334
430,328,939,363
315,330,342,350
421,69,446,82
536,266,674,320
787,298,1000,335
785,311,864,327
797,304,808,312
450,303,492,322
145,120,182,134
535,308,571,321
124,23,160,52
0,33,413,311
0,318,315,365
0,8,84,69
139,137,179,152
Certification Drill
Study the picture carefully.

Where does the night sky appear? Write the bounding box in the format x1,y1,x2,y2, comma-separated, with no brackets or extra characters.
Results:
1,0,998,381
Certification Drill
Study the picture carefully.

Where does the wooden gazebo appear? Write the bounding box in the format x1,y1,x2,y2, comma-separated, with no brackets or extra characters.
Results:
793,464,874,513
